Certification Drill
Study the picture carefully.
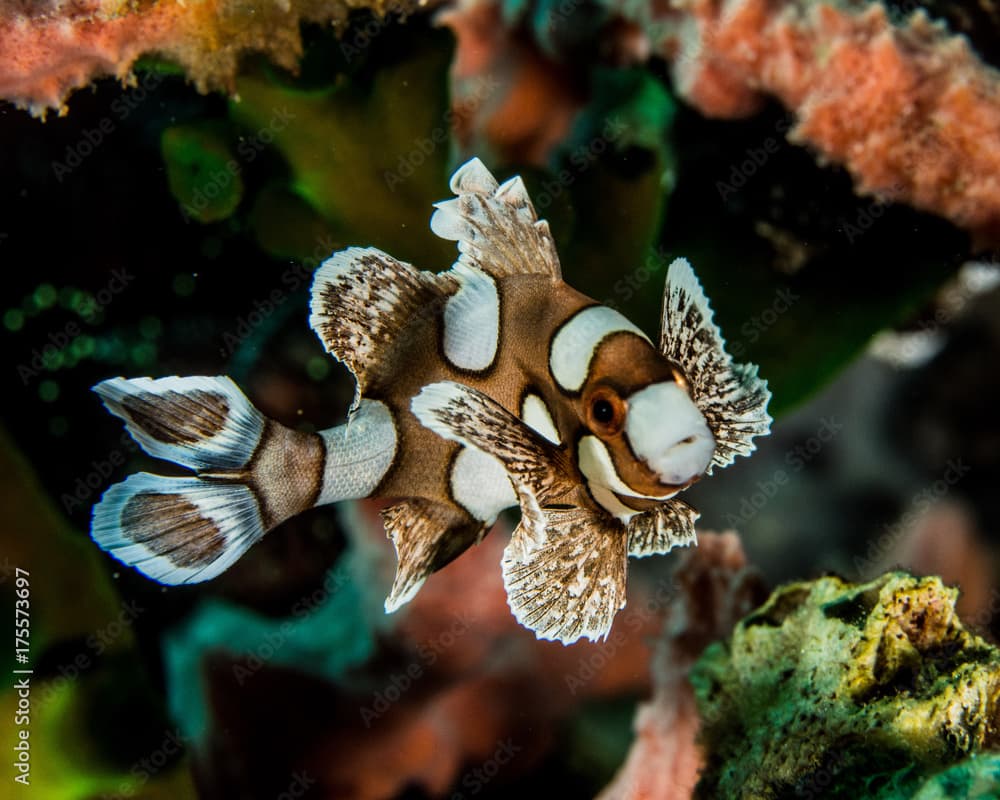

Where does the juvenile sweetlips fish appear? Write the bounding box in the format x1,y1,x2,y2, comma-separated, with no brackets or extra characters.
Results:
90,158,771,644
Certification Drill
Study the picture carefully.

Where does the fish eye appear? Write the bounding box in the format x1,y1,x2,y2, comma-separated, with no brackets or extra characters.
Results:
584,386,626,436
592,399,614,424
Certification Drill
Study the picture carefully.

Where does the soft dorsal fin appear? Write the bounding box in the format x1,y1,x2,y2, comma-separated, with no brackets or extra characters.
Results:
430,158,562,281
309,247,458,404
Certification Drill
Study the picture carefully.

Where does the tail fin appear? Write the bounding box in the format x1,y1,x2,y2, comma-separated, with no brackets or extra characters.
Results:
91,473,265,584
94,376,264,470
91,376,326,584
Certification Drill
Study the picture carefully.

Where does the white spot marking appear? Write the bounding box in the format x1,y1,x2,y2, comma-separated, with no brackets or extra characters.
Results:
578,435,676,500
588,482,639,523
521,393,561,444
443,263,500,371
451,446,517,522
317,400,397,504
549,306,651,392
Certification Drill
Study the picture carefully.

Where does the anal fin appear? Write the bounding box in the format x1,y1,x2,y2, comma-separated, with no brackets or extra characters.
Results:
382,498,485,612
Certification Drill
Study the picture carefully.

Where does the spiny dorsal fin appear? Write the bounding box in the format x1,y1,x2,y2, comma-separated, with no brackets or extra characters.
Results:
430,158,562,281
309,247,458,404
660,258,772,472
626,498,699,558
382,498,485,612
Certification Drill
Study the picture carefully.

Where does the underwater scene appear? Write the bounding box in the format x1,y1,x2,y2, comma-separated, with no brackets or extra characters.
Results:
3,0,1000,797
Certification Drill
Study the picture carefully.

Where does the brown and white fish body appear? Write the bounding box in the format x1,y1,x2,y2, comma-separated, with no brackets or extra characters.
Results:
91,158,771,644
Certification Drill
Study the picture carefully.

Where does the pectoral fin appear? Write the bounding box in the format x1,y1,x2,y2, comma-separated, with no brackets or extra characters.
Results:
660,258,772,471
503,508,628,644
626,498,699,557
412,381,628,644
410,381,574,543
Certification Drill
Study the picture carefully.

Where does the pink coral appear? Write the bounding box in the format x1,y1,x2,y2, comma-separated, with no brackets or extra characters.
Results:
631,0,1000,246
0,0,408,116
599,532,766,800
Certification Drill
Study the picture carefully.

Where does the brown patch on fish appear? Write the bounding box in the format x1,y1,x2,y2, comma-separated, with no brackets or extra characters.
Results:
244,421,325,529
121,390,230,445
122,492,225,567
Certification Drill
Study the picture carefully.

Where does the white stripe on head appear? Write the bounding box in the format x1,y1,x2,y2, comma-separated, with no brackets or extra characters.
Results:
317,399,398,504
442,263,500,371
588,482,639,523
549,306,651,392
578,435,677,500
450,446,517,522
521,393,561,444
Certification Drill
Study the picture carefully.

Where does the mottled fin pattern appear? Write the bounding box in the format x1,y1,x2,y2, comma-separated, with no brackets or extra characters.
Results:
411,381,628,643
660,258,772,472
502,508,627,644
626,498,699,558
382,498,486,612
91,472,265,584
94,376,264,470
310,247,457,404
411,381,570,546
431,158,562,281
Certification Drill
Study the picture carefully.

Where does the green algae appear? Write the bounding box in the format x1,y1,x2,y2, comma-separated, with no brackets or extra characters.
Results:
161,122,245,224
692,572,1000,799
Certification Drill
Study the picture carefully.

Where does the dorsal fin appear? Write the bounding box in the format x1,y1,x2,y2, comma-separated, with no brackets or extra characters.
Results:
309,247,457,405
430,158,562,281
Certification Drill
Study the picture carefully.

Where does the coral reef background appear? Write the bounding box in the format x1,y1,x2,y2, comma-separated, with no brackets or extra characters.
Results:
1,0,1000,798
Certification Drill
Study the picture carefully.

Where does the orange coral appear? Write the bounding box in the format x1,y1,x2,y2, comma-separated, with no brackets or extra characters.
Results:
634,0,1000,246
0,0,414,116
599,532,766,800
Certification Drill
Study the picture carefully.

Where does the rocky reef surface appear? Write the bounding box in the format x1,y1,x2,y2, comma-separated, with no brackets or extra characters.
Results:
692,571,1000,798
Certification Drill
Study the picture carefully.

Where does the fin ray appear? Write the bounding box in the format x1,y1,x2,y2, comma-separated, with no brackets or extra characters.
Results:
431,158,561,281
382,498,485,612
626,498,699,557
310,247,457,403
502,507,627,644
660,258,772,471
91,472,265,584
94,376,264,470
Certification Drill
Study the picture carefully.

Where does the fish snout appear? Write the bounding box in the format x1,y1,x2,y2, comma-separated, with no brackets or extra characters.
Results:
625,382,715,487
